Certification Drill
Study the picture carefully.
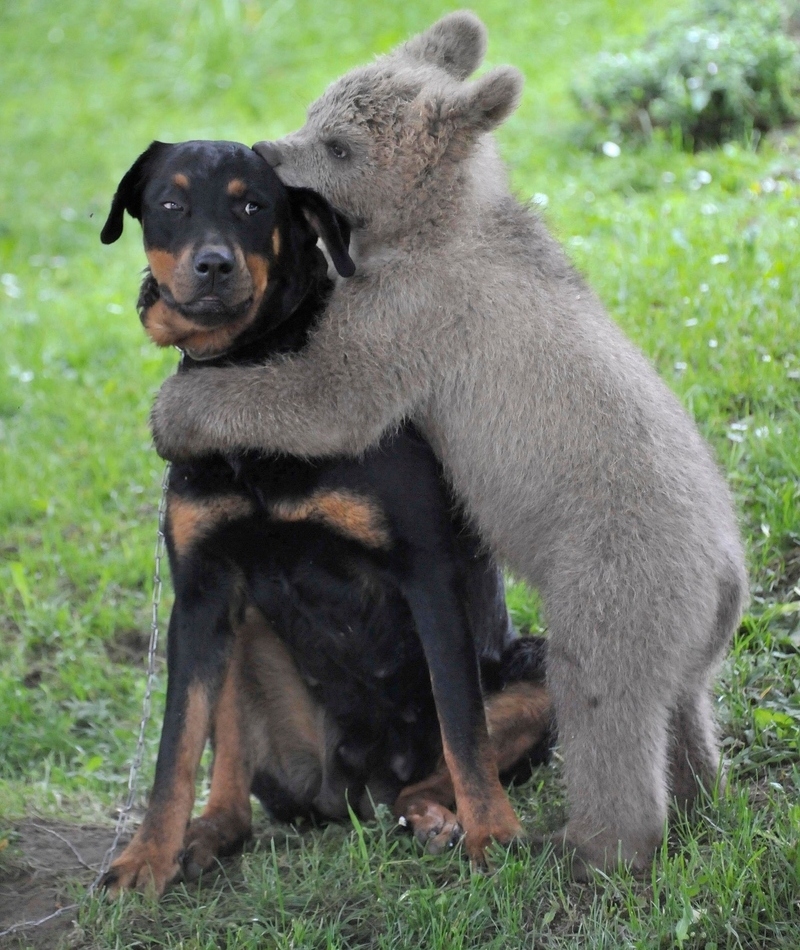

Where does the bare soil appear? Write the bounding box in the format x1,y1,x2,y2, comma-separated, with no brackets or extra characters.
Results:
0,819,127,949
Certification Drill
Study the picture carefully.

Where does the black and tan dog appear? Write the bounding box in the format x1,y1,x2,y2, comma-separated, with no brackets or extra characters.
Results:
99,140,552,894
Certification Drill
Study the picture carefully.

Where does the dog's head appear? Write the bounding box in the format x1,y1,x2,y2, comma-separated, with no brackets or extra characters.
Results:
102,140,354,360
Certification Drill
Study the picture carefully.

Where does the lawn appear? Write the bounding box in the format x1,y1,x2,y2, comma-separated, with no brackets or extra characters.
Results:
1,0,798,947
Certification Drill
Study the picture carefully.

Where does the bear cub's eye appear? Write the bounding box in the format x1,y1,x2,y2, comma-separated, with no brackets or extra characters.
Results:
244,202,261,216
326,141,349,161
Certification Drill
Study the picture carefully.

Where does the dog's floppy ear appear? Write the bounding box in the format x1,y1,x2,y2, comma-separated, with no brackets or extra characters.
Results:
101,141,170,244
286,187,356,278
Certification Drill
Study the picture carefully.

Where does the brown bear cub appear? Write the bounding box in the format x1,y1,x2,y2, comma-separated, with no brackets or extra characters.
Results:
150,14,747,875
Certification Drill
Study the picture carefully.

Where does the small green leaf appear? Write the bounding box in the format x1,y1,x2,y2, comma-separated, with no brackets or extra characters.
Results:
9,562,31,610
84,754,103,773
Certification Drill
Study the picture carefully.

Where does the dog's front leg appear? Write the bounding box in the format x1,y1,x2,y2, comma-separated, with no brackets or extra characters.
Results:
396,558,523,865
103,551,239,896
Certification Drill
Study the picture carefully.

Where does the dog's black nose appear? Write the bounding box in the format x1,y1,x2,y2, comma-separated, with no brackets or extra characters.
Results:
193,246,235,278
253,141,282,168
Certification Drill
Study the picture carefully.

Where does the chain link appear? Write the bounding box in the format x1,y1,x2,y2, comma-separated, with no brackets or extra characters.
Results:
0,461,171,940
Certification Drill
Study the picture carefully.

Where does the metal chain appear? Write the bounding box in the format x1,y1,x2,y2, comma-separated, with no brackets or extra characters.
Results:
91,458,171,887
0,461,171,940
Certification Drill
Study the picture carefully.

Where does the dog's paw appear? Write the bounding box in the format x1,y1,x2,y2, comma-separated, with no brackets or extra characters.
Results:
399,803,464,854
181,813,251,881
181,823,219,882
101,840,181,897
462,814,525,867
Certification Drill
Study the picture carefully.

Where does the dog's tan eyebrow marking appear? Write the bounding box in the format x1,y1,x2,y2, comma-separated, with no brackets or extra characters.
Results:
272,228,281,256
172,173,190,190
227,179,246,197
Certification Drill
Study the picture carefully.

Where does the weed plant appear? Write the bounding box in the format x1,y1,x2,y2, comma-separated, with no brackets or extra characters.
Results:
574,0,800,149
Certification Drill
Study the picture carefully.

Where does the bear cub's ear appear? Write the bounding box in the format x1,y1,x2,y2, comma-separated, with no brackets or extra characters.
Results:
454,67,523,134
425,66,522,149
399,11,487,80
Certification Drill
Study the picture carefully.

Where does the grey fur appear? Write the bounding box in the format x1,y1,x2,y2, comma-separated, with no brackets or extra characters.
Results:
399,10,487,79
151,13,748,872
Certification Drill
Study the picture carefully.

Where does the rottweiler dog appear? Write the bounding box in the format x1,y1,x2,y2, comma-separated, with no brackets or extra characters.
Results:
99,140,552,895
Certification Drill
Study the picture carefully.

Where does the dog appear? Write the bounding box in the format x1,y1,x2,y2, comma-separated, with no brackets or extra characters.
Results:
99,140,553,895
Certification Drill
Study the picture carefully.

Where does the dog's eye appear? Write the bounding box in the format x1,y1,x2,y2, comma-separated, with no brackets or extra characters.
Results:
162,201,183,211
244,202,261,216
326,141,349,161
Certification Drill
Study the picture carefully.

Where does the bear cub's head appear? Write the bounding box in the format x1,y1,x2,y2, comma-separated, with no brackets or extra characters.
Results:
255,12,522,247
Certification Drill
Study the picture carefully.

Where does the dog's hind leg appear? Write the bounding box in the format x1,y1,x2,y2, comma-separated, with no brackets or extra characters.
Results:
395,677,553,854
181,622,253,881
183,605,328,878
394,764,462,854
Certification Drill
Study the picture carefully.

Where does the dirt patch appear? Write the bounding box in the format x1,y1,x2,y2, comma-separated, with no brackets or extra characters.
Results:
0,819,128,949
103,628,157,666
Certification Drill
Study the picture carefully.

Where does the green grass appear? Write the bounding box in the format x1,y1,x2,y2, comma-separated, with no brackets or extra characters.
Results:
1,0,799,947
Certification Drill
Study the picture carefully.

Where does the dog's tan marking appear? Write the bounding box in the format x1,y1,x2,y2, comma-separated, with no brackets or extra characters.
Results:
183,647,252,875
140,297,261,359
485,681,552,770
146,248,181,286
245,253,269,300
204,661,251,817
168,493,255,556
272,228,281,257
172,173,190,190
404,742,523,864
165,681,211,830
271,490,391,548
420,734,522,864
227,178,246,197
141,244,266,358
141,298,183,347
